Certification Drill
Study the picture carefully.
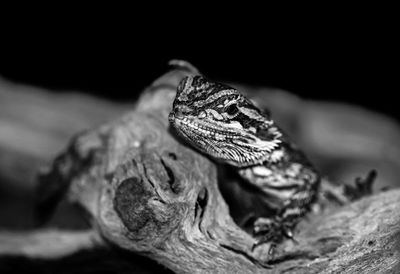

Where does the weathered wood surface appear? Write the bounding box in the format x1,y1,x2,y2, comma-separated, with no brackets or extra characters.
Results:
1,68,400,273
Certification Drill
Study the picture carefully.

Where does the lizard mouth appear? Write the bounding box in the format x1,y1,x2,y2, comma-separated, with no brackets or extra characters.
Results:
170,114,241,141
169,113,281,167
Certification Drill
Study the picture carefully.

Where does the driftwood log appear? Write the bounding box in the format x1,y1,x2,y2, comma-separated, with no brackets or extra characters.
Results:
0,67,400,273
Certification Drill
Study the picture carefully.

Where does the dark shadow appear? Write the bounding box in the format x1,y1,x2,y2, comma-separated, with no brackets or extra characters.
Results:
0,247,173,274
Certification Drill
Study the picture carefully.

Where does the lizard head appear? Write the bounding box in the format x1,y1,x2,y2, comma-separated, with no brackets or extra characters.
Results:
169,75,283,167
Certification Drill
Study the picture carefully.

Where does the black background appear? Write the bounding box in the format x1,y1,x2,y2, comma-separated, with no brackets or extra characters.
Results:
1,19,397,121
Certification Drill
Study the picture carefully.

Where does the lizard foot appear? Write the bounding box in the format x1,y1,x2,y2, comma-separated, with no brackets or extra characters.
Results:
251,217,296,255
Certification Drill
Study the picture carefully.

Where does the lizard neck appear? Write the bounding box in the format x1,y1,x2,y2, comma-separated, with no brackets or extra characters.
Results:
238,139,319,202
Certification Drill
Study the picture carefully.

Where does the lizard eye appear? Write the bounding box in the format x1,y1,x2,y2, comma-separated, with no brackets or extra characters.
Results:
226,104,239,116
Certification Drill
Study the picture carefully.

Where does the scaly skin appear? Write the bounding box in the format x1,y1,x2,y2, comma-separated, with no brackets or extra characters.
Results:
169,74,320,252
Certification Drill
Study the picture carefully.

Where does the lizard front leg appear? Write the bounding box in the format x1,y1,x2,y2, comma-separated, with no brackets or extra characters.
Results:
252,184,318,251
239,155,320,252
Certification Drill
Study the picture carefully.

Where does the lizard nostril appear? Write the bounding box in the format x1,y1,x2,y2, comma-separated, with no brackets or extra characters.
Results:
173,105,192,119
173,108,184,119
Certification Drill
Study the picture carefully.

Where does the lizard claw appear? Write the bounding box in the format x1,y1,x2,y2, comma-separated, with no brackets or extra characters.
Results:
252,217,285,250
251,216,298,253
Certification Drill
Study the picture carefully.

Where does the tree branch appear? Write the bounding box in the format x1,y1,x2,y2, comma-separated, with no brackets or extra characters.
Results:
1,68,399,273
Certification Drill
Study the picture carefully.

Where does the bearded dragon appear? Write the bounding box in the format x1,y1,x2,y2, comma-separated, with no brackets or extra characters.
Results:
168,62,320,252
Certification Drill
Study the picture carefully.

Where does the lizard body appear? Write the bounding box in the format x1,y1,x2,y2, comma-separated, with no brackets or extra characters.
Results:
169,74,320,249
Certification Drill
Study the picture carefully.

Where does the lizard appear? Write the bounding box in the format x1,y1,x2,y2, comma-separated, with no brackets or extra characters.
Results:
168,63,320,254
